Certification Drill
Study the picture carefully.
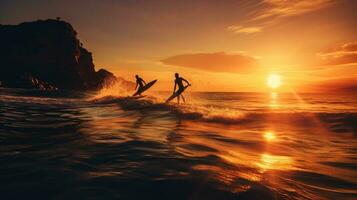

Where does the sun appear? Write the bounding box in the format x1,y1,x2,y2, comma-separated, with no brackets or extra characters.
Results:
267,74,282,89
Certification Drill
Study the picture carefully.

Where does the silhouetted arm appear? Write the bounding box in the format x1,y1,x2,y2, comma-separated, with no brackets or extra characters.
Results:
142,79,147,85
135,82,138,90
182,78,191,86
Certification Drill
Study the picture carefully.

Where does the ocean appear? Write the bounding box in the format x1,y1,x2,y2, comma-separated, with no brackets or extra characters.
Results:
1,88,356,199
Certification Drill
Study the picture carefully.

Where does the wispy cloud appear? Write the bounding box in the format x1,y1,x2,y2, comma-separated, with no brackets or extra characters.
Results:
161,52,259,73
253,0,333,20
227,25,262,34
318,41,357,66
229,0,334,34
325,42,357,52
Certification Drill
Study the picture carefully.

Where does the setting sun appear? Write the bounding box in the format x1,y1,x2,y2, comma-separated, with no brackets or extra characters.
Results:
267,74,282,89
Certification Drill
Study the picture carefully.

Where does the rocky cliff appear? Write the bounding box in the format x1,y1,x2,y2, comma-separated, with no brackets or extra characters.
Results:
0,19,118,90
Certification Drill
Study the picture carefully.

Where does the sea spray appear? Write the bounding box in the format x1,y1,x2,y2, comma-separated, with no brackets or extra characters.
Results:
90,94,249,125
89,80,135,101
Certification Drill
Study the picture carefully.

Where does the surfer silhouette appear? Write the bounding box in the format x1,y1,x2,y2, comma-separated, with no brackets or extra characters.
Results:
133,75,157,96
169,73,191,103
134,75,146,95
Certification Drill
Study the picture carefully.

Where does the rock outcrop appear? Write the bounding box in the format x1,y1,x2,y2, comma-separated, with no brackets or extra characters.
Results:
0,19,118,90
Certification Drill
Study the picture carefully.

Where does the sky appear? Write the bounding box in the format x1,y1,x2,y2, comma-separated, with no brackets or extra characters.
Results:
1,0,357,92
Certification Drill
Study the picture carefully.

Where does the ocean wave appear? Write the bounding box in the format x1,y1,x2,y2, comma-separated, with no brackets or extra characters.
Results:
89,95,357,129
2,89,356,132
90,95,252,124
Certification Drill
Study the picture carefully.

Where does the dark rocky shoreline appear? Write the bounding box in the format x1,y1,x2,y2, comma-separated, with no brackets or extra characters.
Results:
0,19,121,91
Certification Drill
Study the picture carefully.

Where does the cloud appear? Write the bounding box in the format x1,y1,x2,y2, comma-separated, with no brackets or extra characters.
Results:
227,26,262,34
318,42,357,66
342,42,357,52
328,42,357,52
319,53,357,66
228,0,334,34
254,0,333,21
161,52,259,73
309,77,357,93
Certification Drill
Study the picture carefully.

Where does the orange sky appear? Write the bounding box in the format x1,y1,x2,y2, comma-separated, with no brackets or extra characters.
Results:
1,0,357,92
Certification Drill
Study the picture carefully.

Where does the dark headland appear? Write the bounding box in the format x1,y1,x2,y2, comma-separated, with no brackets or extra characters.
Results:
0,19,130,91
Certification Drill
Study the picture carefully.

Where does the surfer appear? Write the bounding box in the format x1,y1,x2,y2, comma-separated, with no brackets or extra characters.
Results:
133,75,157,97
171,73,191,103
134,75,146,96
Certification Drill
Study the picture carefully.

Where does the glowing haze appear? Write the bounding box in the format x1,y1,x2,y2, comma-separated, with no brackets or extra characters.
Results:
1,0,357,92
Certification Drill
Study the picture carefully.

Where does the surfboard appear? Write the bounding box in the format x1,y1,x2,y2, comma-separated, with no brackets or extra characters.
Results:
165,85,189,103
133,80,157,96
125,95,147,100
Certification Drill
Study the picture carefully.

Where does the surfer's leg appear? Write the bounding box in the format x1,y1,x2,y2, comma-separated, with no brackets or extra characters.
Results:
177,95,180,104
181,94,186,103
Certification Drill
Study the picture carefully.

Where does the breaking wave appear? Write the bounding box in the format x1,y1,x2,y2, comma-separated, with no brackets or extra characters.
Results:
89,95,357,129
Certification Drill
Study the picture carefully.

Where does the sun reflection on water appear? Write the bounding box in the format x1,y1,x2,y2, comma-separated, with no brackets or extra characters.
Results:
258,154,293,172
264,131,277,142
269,92,279,108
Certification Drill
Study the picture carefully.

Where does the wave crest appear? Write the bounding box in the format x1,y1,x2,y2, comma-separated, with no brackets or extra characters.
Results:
90,95,249,124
